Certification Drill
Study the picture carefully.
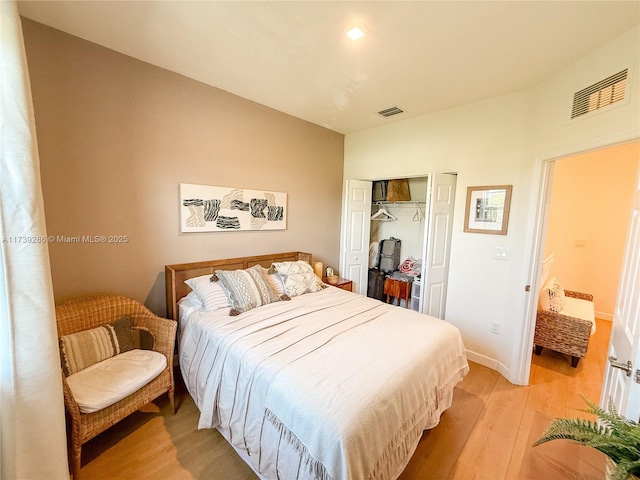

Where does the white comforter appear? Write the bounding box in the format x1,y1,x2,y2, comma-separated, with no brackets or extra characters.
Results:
179,287,468,480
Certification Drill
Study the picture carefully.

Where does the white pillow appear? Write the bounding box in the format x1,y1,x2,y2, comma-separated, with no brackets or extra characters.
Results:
539,277,565,313
271,260,325,297
184,274,230,312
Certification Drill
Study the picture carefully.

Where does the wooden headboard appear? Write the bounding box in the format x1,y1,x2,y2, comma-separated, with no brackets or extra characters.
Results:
164,251,312,320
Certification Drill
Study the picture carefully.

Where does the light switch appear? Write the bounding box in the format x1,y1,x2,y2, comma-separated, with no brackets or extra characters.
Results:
494,247,509,260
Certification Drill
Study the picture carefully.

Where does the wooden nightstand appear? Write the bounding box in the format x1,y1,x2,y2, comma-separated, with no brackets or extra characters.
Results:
323,277,353,292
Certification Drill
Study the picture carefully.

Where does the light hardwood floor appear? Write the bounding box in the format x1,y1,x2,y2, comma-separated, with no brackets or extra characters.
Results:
81,318,612,480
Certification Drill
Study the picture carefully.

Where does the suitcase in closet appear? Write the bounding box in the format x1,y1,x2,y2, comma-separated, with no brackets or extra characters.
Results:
378,237,401,274
367,269,386,301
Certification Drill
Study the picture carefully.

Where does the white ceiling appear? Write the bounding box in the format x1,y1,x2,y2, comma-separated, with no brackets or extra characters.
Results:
18,1,640,134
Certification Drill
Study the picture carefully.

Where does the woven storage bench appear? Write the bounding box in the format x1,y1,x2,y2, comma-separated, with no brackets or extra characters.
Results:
533,290,594,368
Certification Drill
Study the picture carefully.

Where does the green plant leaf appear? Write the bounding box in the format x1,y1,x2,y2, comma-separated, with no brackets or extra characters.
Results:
533,395,640,479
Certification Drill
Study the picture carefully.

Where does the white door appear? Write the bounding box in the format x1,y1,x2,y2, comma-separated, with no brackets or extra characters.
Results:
421,173,457,318
339,180,372,295
600,178,640,421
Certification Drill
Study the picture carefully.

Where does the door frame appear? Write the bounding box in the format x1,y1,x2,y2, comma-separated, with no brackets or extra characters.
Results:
512,130,640,386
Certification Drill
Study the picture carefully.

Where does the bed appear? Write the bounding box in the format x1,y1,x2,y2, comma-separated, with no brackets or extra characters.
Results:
165,251,468,480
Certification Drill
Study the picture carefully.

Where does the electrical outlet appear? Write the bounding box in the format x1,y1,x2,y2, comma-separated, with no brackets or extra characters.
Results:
491,321,502,335
574,240,586,247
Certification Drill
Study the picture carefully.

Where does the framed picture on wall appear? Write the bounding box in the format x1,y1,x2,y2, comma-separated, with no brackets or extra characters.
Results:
463,185,512,235
179,183,287,232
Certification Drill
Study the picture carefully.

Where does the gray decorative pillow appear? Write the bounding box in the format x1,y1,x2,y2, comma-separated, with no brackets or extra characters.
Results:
215,264,280,316
59,316,136,376
110,315,136,352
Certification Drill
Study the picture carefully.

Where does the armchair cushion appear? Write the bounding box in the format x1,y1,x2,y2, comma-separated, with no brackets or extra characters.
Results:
66,349,166,413
59,316,136,376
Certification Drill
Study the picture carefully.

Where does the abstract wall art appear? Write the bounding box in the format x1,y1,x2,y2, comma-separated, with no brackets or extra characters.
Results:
179,183,287,232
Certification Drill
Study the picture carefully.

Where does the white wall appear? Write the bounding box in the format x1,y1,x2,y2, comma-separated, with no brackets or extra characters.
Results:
344,26,640,383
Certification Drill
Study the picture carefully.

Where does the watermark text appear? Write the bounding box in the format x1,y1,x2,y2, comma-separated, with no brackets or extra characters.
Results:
2,235,129,244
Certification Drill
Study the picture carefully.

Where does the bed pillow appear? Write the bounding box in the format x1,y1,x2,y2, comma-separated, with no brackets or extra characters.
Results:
271,260,326,297
263,267,286,297
539,277,565,313
60,316,135,377
185,274,231,312
214,264,281,316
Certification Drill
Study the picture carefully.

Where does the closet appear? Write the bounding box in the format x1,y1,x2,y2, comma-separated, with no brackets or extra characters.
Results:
369,178,428,310
340,173,456,319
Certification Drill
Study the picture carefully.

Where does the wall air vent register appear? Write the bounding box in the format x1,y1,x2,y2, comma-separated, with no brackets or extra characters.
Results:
571,69,628,119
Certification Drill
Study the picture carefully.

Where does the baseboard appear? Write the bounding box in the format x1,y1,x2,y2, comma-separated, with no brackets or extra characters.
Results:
465,349,511,382
595,311,613,321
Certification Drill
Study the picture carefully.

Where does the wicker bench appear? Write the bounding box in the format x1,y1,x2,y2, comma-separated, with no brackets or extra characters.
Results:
533,290,595,368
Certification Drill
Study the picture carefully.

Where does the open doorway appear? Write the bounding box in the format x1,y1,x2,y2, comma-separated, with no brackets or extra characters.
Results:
528,141,639,390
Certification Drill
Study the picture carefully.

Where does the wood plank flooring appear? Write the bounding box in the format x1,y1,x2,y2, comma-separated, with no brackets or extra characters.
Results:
81,318,611,480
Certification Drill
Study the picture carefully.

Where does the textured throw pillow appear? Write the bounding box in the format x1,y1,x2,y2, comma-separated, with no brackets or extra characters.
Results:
60,316,135,376
185,274,231,312
271,260,326,297
263,267,286,297
214,264,281,316
539,277,565,313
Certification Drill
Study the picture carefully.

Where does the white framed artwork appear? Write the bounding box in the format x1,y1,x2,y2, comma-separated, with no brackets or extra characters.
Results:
179,183,287,232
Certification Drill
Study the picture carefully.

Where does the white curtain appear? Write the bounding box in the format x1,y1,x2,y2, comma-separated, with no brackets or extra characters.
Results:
0,1,69,478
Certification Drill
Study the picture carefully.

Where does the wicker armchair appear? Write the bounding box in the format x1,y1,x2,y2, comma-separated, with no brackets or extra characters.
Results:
56,295,177,479
533,290,594,368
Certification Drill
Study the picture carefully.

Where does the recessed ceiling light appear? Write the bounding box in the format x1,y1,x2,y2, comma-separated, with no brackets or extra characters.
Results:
346,27,365,41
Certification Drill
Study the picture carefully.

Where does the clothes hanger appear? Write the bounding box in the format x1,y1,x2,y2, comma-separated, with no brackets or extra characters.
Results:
412,202,425,221
371,205,397,221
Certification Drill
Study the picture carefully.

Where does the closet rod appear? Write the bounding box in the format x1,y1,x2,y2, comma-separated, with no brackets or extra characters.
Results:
373,201,427,205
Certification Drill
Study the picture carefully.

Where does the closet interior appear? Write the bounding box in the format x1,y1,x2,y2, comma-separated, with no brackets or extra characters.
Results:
368,177,428,310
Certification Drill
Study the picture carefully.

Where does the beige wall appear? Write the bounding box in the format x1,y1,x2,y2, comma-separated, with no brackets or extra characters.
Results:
544,142,639,318
22,19,344,315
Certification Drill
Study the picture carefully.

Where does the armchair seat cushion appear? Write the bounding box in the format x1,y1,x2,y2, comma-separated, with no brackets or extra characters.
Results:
561,296,596,335
66,349,167,413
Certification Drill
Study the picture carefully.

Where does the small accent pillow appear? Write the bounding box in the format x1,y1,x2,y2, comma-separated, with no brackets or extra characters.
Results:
185,274,231,312
539,277,565,313
60,316,135,377
271,260,326,298
214,264,281,316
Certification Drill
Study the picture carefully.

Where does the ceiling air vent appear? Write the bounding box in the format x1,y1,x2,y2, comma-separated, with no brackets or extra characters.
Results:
377,106,404,117
571,69,628,119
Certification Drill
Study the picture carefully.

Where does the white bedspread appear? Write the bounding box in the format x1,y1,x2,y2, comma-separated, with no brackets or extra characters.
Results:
179,287,468,480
